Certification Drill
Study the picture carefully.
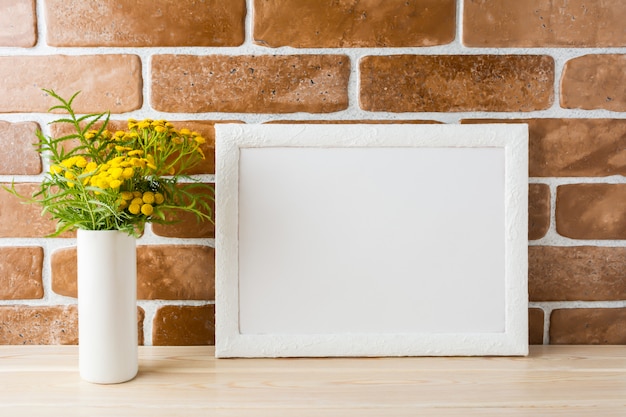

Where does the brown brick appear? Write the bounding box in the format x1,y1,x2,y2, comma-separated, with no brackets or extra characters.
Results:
0,305,78,344
137,307,145,346
561,55,626,111
152,304,215,346
529,308,544,345
0,55,142,113
254,0,455,48
529,184,550,240
556,184,626,240
463,118,626,177
464,0,626,47
0,183,60,237
0,0,36,47
52,245,215,300
550,308,626,345
44,0,245,47
0,247,43,300
50,246,75,297
152,190,215,239
0,305,144,345
529,246,626,302
360,55,554,112
137,245,214,300
151,54,350,113
0,121,41,175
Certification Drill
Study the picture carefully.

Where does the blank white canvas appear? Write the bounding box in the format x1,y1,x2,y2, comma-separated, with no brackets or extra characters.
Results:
238,147,505,335
215,123,528,358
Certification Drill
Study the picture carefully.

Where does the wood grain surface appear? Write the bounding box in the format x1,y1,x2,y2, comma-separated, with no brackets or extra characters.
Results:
1,345,625,416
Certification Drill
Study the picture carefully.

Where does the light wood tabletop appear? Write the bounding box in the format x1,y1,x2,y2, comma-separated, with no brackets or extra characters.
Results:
1,345,625,416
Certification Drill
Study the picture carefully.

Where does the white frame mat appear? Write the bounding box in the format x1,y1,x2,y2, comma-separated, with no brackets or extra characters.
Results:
215,124,528,358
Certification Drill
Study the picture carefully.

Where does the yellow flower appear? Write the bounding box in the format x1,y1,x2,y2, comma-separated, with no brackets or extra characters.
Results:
194,135,206,144
50,165,62,174
141,204,154,216
64,171,76,188
154,192,165,204
61,157,76,168
138,121,151,129
108,167,123,180
120,191,133,201
128,203,141,215
154,125,167,133
101,130,112,140
75,156,88,168
85,162,98,172
128,150,144,156
180,128,191,135
121,167,134,179
109,179,122,189
142,191,155,204
97,178,110,189
131,197,144,206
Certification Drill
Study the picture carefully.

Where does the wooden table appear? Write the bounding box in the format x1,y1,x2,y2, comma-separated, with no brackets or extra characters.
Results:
1,345,625,416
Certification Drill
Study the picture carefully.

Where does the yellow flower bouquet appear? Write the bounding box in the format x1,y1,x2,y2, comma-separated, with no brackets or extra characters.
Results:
5,90,213,236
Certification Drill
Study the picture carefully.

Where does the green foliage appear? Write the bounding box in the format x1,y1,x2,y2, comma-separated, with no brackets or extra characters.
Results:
4,90,214,237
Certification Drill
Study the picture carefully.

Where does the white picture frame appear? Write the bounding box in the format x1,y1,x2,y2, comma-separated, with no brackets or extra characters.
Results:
215,123,528,358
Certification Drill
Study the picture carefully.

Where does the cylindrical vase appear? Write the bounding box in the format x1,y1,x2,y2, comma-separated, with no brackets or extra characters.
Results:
77,229,138,384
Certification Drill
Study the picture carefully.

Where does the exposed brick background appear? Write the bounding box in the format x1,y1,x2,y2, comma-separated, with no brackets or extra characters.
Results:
529,247,626,302
528,308,544,345
0,247,43,300
152,305,215,346
0,305,78,344
0,55,142,113
0,0,36,47
561,55,626,111
151,54,350,113
556,184,626,240
44,0,246,47
253,0,456,48
463,0,626,47
0,183,60,237
0,122,42,175
0,0,625,346
359,55,554,112
528,184,550,240
550,308,626,344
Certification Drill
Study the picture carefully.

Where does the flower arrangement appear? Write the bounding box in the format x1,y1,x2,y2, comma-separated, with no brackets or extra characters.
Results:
4,90,213,237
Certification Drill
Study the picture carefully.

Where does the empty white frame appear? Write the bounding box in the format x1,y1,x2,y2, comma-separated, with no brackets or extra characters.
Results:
215,123,528,358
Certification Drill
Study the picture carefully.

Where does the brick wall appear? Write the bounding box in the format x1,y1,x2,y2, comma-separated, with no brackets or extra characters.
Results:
0,0,625,346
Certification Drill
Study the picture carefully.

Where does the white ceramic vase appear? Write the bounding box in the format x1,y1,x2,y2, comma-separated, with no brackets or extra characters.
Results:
77,229,138,384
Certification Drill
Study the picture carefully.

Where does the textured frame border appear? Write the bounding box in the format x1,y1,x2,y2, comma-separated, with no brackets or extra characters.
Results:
215,124,528,358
